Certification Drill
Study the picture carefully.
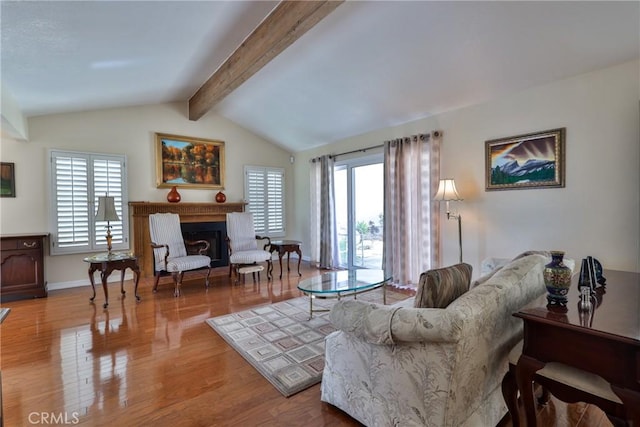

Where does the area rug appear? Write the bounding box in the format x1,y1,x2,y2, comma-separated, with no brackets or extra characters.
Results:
206,288,407,397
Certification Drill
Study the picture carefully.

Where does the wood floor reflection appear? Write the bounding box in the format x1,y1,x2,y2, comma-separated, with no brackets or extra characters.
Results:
1,264,611,426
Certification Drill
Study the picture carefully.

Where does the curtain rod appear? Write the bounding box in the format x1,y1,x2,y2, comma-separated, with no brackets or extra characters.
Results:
311,130,442,162
331,130,442,159
310,144,383,163
330,143,384,159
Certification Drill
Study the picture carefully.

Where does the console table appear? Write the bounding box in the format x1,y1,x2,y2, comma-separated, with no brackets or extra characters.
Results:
514,269,640,426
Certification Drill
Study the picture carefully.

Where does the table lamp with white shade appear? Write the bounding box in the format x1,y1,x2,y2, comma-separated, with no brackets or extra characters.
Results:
95,195,119,254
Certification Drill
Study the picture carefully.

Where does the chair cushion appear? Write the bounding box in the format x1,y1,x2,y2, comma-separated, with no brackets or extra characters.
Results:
414,263,472,308
229,250,271,265
238,265,264,274
165,255,211,273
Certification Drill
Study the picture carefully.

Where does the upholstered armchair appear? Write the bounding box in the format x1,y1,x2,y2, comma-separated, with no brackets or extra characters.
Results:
226,212,272,281
149,213,212,296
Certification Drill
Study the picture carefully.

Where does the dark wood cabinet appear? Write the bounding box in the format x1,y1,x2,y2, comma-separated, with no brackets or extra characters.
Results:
1,233,48,302
514,270,640,425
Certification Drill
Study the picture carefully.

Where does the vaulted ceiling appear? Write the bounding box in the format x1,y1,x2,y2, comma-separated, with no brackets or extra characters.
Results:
2,1,638,152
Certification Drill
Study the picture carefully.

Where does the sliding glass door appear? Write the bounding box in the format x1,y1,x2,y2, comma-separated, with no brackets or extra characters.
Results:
334,155,384,269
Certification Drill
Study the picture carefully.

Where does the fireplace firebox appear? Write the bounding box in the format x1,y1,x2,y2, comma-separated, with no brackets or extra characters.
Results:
180,222,228,268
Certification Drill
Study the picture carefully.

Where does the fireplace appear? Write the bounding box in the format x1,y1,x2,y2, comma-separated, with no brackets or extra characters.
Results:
129,202,246,277
180,221,228,268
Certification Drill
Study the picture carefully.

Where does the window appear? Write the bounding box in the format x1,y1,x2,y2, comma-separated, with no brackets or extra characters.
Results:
244,166,285,237
334,154,384,269
49,150,129,255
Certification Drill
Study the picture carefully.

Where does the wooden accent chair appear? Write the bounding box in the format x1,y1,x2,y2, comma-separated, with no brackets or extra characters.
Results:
149,213,211,296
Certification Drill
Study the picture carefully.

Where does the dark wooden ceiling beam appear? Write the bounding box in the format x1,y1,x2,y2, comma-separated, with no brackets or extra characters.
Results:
188,0,344,121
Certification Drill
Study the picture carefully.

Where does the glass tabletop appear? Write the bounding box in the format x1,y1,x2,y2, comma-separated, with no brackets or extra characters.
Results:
297,269,390,294
270,240,301,246
83,252,136,263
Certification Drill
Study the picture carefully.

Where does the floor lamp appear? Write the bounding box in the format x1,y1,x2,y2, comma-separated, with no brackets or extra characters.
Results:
434,179,463,263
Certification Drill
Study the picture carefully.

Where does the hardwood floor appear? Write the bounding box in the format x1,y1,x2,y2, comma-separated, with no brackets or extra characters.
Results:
0,263,611,426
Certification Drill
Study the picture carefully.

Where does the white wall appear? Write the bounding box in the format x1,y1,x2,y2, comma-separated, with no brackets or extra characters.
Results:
293,60,640,277
0,101,294,287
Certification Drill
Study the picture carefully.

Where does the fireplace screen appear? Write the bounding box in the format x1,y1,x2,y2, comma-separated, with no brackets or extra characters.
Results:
180,221,228,268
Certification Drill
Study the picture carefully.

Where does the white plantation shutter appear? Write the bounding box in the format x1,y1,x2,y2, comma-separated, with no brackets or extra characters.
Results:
246,168,266,231
93,158,125,247
266,170,284,233
244,166,285,236
53,155,90,249
50,150,129,255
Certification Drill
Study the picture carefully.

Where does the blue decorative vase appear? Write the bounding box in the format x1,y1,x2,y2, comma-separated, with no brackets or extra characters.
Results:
544,251,572,307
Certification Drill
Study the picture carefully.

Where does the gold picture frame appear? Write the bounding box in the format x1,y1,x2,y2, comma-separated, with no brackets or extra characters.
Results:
485,128,565,191
155,133,225,189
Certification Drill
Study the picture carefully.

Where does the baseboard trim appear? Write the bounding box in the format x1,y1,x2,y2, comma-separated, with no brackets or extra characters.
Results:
48,272,135,291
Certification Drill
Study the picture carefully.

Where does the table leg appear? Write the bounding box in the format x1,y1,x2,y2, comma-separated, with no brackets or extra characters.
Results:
100,270,110,309
611,385,640,425
516,354,545,427
278,249,284,279
287,251,291,272
383,281,387,305
268,248,275,279
308,294,313,320
132,265,141,302
88,266,97,302
295,247,302,276
501,365,521,427
120,269,126,296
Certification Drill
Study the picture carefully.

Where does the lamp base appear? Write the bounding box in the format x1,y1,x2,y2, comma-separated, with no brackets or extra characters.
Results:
456,214,462,263
105,229,113,254
448,213,463,263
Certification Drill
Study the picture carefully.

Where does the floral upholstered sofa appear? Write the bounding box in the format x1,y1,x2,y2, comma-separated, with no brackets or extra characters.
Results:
321,253,573,427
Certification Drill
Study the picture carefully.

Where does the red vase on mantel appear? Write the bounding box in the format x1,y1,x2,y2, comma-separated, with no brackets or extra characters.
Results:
215,191,226,203
167,186,181,203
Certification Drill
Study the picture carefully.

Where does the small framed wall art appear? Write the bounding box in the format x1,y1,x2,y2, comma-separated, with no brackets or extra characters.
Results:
485,128,565,191
0,162,16,197
155,133,225,189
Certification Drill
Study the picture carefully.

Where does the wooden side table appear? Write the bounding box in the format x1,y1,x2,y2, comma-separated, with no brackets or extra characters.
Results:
513,269,640,426
83,252,141,309
268,240,302,279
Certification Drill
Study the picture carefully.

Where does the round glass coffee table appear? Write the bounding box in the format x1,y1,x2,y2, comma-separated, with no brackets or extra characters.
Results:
297,269,391,318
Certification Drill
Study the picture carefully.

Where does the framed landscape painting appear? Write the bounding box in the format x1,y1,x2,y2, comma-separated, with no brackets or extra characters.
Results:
155,133,225,189
0,162,15,197
485,128,565,191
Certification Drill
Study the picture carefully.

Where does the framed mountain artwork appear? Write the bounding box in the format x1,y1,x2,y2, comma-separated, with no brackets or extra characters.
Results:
485,128,565,191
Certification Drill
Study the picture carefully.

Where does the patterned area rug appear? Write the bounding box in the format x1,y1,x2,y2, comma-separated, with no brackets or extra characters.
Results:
206,288,408,397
